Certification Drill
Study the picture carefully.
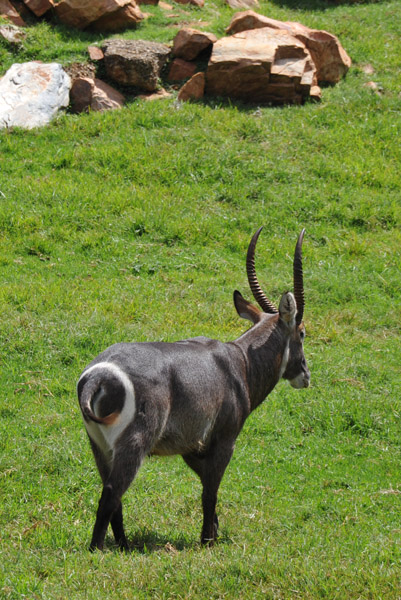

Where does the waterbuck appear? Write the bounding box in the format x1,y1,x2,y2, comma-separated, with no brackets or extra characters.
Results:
78,227,310,551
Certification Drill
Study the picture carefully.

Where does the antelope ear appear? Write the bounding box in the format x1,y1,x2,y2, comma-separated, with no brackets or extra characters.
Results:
279,292,297,327
233,290,262,324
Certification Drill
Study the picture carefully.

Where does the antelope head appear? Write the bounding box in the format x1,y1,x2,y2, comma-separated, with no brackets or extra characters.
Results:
234,228,310,390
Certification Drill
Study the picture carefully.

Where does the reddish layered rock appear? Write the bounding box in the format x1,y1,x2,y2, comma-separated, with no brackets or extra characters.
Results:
87,46,105,61
23,0,53,17
226,11,351,83
0,0,26,26
91,79,125,110
167,58,197,82
206,28,317,105
55,0,130,29
172,27,217,61
89,1,144,31
70,77,94,113
178,72,205,102
70,76,125,112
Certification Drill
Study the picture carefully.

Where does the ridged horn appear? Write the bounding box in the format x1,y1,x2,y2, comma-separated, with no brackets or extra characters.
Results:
246,227,278,314
293,229,305,324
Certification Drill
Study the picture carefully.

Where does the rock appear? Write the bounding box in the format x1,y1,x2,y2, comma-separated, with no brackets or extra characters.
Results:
0,23,26,43
0,62,71,129
89,1,144,31
70,76,125,112
178,72,205,102
23,0,53,17
102,38,171,91
172,27,217,61
91,78,125,110
226,11,351,84
88,46,105,61
206,28,316,105
55,0,132,29
70,76,94,113
167,58,197,82
361,63,374,75
174,0,204,6
286,21,351,84
310,85,322,101
0,0,26,26
137,88,172,101
225,0,258,9
226,10,280,35
364,81,382,95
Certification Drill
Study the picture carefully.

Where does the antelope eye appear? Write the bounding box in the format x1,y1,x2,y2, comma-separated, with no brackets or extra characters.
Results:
300,329,305,341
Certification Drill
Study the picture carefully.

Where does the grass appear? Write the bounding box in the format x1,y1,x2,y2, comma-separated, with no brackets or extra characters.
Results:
1,0,401,598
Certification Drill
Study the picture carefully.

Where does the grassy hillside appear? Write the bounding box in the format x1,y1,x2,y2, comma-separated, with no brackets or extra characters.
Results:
0,1,400,598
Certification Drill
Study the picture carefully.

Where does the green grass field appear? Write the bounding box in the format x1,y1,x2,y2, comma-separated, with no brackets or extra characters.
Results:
1,0,401,598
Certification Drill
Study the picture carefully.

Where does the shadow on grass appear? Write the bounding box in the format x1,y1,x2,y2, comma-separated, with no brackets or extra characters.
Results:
102,528,232,554
129,530,195,554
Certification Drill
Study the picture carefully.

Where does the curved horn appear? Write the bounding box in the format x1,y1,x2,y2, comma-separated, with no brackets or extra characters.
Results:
293,229,305,324
246,227,278,314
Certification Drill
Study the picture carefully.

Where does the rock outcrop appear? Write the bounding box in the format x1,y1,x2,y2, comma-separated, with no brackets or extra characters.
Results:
206,27,317,105
0,62,71,129
226,11,351,84
0,7,352,122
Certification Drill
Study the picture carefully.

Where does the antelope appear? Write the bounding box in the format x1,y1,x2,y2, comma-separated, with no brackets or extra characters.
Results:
77,227,310,551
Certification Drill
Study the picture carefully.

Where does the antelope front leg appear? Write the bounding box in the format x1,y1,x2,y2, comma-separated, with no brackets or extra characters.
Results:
199,442,234,546
110,501,129,551
201,488,219,546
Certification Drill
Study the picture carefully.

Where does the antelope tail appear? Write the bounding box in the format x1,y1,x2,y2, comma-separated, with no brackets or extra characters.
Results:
78,376,119,425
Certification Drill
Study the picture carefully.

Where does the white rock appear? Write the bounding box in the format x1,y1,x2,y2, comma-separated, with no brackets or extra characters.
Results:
0,62,71,129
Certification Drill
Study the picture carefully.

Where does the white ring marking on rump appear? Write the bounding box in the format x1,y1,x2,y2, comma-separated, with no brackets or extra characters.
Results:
79,361,136,459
